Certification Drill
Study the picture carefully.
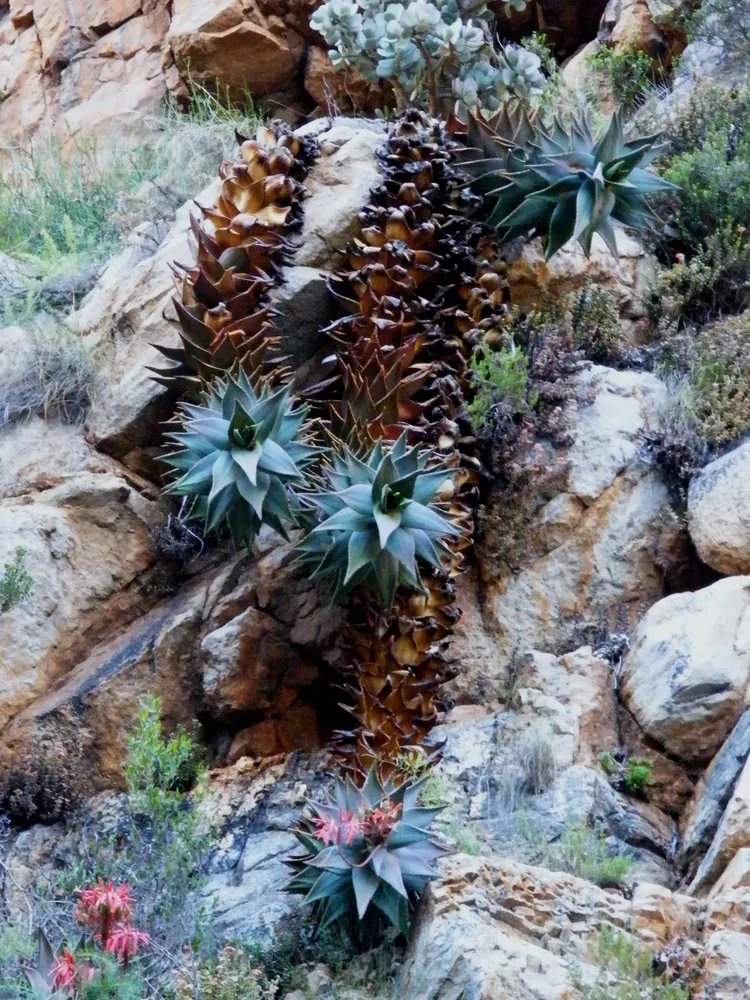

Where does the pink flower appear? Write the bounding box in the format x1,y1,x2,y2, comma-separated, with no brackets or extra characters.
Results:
51,949,78,991
105,925,150,970
312,809,363,847
76,881,135,945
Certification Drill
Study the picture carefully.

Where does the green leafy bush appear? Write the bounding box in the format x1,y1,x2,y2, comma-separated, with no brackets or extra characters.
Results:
570,282,623,363
578,925,692,1000
0,547,33,612
589,45,658,108
599,751,655,797
553,822,634,888
659,83,750,248
468,344,530,431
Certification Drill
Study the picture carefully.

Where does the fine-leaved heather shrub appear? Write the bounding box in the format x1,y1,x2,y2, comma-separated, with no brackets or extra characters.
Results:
0,727,86,826
467,344,530,432
648,224,750,327
0,547,33,612
569,282,623,364
172,945,280,1000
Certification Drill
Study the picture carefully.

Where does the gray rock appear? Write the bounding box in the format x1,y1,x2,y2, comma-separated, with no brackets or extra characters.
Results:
269,265,331,370
679,711,750,878
620,577,750,764
688,442,750,576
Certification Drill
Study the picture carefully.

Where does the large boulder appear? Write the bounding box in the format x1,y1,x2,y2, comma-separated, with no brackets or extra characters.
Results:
688,443,750,576
481,366,686,677
679,710,750,879
620,577,750,764
690,754,750,894
0,471,165,730
401,854,695,1000
166,0,306,99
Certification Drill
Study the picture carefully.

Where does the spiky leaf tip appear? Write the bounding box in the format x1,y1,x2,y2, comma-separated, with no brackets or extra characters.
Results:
162,368,322,547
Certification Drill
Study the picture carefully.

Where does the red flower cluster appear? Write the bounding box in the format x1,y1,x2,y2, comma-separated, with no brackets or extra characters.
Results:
65,880,151,978
312,800,402,849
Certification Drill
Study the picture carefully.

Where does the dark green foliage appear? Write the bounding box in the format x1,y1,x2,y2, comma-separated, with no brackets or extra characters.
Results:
570,282,623,363
297,434,463,607
589,45,658,108
649,224,750,326
0,547,33,612
460,108,676,259
163,369,320,546
467,345,530,432
284,768,450,941
661,84,750,248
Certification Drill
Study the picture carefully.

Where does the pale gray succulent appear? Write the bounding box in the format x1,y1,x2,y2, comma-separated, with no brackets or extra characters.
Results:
310,0,546,113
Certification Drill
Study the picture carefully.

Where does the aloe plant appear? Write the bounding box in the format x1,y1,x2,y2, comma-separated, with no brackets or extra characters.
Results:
284,767,450,937
459,109,678,259
163,369,321,546
297,433,463,607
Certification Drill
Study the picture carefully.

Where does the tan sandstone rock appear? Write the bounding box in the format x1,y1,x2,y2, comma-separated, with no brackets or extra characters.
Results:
688,442,750,576
167,0,305,99
621,577,750,764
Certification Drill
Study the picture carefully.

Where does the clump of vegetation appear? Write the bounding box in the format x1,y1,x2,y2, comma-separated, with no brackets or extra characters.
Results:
0,727,86,826
589,44,659,108
570,282,623,364
468,344,530,432
577,925,692,1000
285,767,450,943
0,322,96,426
0,547,33,612
649,224,750,327
52,696,212,970
599,751,655,797
517,728,557,796
310,0,543,114
552,822,634,889
172,944,279,1000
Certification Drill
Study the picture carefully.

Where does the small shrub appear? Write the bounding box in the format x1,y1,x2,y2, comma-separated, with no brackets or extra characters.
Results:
552,822,634,888
172,944,279,1000
599,751,655,797
517,728,557,795
589,45,658,108
570,283,623,364
124,693,204,816
0,322,96,426
467,344,530,432
0,547,33,612
578,925,692,1000
0,729,85,826
648,224,750,327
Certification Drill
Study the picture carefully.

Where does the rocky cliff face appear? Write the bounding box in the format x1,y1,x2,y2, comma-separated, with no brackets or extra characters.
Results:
2,3,750,998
